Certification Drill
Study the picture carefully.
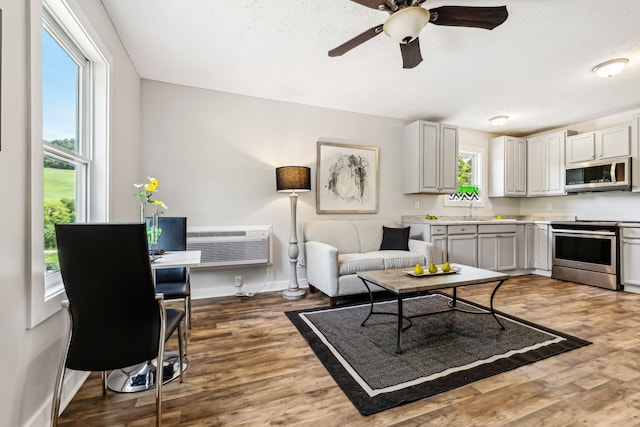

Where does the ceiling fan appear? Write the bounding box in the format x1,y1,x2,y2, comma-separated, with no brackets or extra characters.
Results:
329,0,509,69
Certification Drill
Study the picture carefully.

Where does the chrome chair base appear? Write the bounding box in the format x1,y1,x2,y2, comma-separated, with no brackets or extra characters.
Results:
106,352,188,393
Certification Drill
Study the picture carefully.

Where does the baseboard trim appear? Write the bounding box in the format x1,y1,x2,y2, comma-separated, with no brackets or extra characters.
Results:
25,370,90,427
192,279,309,300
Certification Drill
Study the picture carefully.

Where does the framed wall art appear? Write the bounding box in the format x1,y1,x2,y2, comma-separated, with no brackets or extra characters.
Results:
316,141,379,214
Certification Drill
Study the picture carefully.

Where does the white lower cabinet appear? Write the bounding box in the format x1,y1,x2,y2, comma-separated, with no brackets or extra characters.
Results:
448,235,477,267
478,224,517,271
533,223,551,271
516,223,535,269
447,225,478,267
431,234,447,265
499,234,517,270
526,223,535,268
478,234,517,271
405,220,538,272
404,222,448,265
621,226,640,292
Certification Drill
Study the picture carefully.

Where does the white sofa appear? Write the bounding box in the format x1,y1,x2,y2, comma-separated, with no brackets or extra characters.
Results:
302,220,433,305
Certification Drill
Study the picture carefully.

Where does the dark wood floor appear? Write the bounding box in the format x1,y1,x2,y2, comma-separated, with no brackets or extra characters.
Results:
57,275,640,426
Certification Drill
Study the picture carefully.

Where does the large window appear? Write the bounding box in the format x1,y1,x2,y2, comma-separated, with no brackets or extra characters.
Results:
444,147,484,207
30,0,109,327
42,18,90,296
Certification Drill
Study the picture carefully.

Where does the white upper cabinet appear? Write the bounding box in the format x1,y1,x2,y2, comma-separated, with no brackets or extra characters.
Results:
402,120,459,194
632,114,640,192
566,132,595,164
527,130,573,196
596,126,630,160
566,125,630,165
489,136,527,197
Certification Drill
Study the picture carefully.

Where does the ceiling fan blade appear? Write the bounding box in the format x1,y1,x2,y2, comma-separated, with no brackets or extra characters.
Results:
350,0,387,10
429,6,508,30
400,38,422,69
329,24,384,57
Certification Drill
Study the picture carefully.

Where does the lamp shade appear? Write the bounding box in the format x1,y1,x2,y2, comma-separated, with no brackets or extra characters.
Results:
276,166,311,192
383,6,430,43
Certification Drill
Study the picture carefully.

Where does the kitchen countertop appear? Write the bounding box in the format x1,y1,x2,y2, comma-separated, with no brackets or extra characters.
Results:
402,215,576,225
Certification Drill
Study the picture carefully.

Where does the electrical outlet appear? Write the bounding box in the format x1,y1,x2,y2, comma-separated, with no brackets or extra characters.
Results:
546,203,552,211
414,201,420,209
234,276,243,287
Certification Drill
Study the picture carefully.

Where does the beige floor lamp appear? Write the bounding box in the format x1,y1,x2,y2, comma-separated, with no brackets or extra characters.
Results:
276,166,311,300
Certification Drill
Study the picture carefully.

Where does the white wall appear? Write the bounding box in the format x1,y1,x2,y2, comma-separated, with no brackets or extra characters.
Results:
0,1,141,426
140,80,403,296
140,81,516,297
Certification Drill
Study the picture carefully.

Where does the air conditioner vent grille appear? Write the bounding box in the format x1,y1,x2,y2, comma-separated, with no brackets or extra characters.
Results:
186,225,272,268
188,230,246,238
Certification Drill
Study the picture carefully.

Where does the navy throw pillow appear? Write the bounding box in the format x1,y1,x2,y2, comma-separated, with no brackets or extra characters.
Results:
380,226,410,251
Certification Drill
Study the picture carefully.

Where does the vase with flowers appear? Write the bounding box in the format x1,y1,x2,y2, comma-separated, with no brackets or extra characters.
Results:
133,177,168,256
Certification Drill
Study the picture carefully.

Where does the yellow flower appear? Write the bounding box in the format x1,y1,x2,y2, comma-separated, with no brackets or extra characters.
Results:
145,177,159,192
133,177,164,206
153,199,168,212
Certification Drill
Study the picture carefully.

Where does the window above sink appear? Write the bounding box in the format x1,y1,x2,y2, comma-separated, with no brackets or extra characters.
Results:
444,146,485,208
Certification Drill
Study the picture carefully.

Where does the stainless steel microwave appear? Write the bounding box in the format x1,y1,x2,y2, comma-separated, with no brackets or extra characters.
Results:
565,157,631,193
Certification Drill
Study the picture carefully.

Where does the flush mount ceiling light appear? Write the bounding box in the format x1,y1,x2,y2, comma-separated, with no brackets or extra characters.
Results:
382,7,431,43
592,58,629,78
489,115,509,127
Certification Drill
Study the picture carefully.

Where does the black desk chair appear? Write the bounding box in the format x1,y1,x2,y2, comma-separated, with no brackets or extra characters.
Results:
51,223,185,427
147,216,192,328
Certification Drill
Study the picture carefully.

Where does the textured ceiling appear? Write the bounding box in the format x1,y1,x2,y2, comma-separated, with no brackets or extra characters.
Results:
101,0,640,136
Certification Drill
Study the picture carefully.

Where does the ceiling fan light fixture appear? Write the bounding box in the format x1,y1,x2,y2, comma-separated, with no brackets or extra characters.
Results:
592,58,628,78
383,6,430,43
490,115,509,127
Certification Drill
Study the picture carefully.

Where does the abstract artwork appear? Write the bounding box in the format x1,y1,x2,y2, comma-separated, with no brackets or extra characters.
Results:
316,142,379,214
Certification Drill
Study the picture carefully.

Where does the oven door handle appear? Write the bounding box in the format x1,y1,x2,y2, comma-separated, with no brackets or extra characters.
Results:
553,229,616,236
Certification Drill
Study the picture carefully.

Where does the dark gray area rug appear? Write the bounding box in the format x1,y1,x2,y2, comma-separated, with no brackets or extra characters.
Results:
286,294,591,415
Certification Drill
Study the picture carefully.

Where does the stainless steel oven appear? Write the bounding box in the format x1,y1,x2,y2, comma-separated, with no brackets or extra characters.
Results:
550,221,620,290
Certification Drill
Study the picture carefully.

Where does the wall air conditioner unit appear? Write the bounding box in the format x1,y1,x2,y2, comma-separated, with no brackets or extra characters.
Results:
186,225,272,268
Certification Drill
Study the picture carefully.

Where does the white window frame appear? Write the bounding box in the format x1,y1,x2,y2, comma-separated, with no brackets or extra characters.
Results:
43,145,90,297
29,0,110,328
444,146,485,207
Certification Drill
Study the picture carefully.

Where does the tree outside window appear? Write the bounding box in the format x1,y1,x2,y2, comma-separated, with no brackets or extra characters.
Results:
448,151,480,203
